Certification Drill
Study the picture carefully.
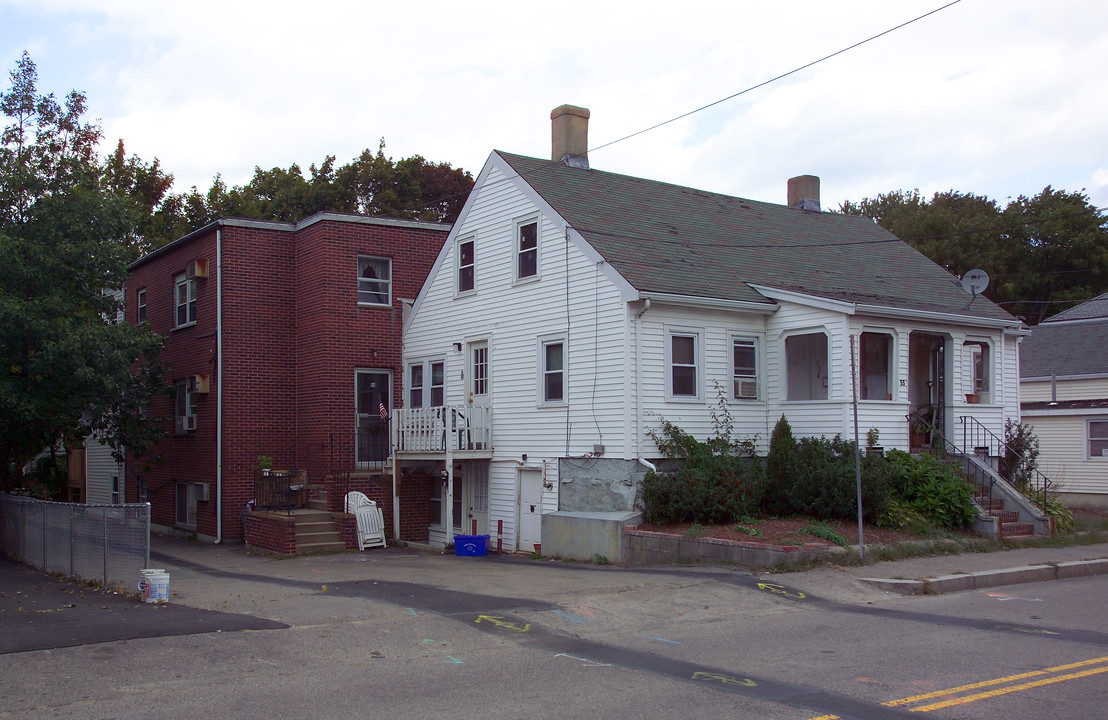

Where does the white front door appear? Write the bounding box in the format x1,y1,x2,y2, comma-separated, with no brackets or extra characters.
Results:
465,463,490,536
517,468,542,552
467,340,489,408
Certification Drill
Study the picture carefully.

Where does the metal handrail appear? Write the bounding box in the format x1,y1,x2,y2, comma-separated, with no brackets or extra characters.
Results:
959,416,1051,509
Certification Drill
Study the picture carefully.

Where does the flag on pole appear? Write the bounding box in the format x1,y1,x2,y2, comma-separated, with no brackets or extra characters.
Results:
379,402,389,421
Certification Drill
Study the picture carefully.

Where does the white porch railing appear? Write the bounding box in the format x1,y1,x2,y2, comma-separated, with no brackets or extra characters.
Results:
394,406,492,454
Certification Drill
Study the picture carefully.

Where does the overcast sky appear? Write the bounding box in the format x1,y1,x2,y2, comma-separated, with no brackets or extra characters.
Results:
3,0,1106,213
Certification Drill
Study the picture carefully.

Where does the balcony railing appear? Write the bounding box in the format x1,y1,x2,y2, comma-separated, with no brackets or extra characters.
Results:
394,406,492,455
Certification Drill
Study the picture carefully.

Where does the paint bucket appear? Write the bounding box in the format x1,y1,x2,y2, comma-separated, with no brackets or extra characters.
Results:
138,569,170,603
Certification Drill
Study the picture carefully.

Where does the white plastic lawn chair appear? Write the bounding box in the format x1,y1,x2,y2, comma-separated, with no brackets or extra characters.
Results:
345,491,387,550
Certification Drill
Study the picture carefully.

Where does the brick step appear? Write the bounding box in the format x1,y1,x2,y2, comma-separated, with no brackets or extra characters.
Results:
975,497,1005,511
307,498,329,511
990,510,1019,523
1001,522,1034,537
296,540,348,554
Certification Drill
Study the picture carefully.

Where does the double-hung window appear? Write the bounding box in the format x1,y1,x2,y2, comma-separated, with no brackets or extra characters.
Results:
1089,420,1108,459
175,381,197,433
175,273,196,328
409,360,445,407
541,339,565,404
732,337,759,400
136,288,147,323
516,218,538,281
457,237,475,294
668,329,701,400
357,256,391,306
176,482,197,527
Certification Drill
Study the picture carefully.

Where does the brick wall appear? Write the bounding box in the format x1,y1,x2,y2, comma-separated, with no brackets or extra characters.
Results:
243,512,297,555
126,216,448,541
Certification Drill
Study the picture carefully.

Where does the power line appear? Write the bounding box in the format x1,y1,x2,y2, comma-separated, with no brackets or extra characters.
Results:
413,1,966,218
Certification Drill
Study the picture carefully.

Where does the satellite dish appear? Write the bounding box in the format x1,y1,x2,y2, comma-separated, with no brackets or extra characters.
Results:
961,269,990,297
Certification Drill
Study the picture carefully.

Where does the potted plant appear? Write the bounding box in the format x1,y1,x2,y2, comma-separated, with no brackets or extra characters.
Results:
865,427,883,457
257,455,273,476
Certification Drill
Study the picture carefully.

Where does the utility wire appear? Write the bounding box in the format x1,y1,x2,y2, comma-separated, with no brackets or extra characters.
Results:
410,1,966,218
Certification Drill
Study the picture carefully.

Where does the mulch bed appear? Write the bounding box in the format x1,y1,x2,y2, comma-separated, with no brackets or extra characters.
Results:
635,517,974,547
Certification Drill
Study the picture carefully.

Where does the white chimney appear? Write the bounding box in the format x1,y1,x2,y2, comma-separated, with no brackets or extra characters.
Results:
551,105,590,169
787,175,820,212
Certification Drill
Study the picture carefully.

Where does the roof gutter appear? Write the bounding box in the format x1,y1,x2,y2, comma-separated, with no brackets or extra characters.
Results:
638,292,778,314
854,303,1022,330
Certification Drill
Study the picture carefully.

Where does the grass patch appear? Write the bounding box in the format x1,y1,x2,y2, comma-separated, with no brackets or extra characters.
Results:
799,522,848,546
733,524,762,537
683,523,707,538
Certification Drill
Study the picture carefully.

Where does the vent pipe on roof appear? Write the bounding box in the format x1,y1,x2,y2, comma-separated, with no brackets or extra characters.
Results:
788,175,821,212
551,105,590,169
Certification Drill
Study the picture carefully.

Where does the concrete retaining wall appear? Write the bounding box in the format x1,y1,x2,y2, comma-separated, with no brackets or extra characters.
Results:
622,528,831,568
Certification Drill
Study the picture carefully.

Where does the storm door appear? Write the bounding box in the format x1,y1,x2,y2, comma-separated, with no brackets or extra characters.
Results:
356,370,392,467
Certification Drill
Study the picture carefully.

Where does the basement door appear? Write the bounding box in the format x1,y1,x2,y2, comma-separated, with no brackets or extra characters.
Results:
517,467,542,552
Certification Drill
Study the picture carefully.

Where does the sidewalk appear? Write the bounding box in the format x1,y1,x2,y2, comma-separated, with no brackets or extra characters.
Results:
785,541,1108,596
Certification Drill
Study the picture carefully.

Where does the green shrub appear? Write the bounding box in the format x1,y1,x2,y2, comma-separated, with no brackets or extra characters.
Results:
763,415,797,516
885,449,977,529
641,458,764,525
761,434,891,523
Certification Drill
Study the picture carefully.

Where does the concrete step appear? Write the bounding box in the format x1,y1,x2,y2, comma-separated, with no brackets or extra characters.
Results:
296,540,348,554
298,529,342,543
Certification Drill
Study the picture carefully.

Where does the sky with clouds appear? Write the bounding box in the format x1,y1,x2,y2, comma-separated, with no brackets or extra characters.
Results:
2,0,1106,213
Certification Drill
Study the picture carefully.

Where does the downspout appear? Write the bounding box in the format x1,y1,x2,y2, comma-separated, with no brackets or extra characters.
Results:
634,299,655,473
215,227,224,544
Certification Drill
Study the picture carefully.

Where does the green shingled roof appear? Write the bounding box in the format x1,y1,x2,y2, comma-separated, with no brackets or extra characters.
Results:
497,152,1015,322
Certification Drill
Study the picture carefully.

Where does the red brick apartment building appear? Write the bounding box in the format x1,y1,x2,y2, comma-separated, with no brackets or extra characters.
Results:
125,213,449,544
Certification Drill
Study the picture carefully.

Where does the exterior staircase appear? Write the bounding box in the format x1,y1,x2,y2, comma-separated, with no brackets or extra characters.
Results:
938,416,1053,540
293,510,347,554
971,482,1035,539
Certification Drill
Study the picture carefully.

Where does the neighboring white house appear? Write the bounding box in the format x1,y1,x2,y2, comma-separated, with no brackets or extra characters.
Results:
1020,292,1108,507
397,105,1025,551
82,436,126,505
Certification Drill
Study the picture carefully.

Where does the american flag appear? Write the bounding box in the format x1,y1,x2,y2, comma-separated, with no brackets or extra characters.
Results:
378,402,389,421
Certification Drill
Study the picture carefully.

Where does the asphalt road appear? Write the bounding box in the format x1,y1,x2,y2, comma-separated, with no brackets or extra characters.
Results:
1,539,1105,720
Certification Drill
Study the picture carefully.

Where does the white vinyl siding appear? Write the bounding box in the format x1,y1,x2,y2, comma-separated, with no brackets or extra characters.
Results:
1022,413,1108,496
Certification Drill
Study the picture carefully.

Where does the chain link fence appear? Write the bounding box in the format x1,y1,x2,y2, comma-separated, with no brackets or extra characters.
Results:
0,494,150,588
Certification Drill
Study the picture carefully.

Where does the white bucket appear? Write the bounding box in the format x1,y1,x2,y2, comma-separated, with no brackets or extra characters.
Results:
138,569,170,603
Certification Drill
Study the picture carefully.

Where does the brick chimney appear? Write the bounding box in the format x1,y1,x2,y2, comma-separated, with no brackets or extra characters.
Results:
551,105,590,169
787,175,820,212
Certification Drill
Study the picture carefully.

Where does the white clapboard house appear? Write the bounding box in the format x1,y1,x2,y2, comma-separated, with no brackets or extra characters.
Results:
395,105,1027,551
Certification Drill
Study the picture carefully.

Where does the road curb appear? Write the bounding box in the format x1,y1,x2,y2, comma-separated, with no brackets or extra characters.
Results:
860,557,1108,595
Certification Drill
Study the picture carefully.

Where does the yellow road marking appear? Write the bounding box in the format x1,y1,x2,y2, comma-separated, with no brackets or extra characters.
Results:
908,666,1108,712
807,655,1108,719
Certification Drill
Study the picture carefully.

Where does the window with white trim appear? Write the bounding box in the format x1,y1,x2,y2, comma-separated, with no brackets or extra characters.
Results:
175,381,197,434
457,237,475,294
668,330,701,399
174,273,196,328
110,474,122,505
136,288,147,323
408,360,446,407
860,332,893,400
785,331,829,401
964,340,991,401
731,336,759,400
516,218,538,281
541,339,564,404
1089,420,1108,459
357,256,391,306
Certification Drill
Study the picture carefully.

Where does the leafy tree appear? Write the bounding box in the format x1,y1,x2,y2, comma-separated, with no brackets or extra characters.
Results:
840,187,1108,323
0,51,165,491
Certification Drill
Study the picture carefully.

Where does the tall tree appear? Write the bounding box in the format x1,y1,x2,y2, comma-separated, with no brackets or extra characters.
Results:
840,187,1108,323
0,52,165,490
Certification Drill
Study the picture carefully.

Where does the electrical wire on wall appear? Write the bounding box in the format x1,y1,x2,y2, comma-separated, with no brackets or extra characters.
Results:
565,225,572,458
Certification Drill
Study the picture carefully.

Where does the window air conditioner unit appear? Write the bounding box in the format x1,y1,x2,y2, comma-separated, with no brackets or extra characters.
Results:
190,374,211,394
193,482,210,502
176,415,197,433
737,380,758,399
186,259,209,279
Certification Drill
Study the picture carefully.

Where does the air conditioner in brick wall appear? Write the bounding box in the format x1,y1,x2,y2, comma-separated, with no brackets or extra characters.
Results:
175,415,197,433
185,258,209,279
194,482,210,502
